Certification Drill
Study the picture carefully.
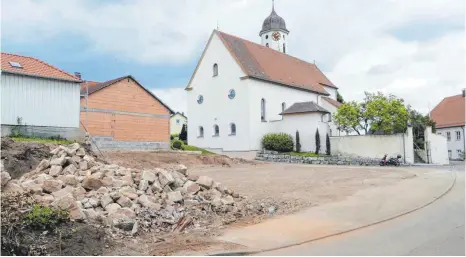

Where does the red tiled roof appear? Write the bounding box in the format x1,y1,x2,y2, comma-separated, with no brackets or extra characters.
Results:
215,30,337,95
322,97,342,108
1,52,81,82
80,81,100,90
430,94,465,128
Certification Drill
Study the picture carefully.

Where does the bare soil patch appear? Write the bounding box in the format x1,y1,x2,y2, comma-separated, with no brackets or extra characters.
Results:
103,151,255,170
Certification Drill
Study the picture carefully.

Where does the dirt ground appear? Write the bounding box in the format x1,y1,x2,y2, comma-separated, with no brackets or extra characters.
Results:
103,151,255,170
99,150,420,255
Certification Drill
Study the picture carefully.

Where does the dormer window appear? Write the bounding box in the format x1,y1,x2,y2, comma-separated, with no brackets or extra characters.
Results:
213,63,218,77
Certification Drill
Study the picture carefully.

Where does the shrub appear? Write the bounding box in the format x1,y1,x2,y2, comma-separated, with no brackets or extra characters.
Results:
315,128,321,154
179,124,187,141
262,133,294,152
171,140,184,150
295,131,301,153
24,204,69,229
326,133,331,155
170,133,179,141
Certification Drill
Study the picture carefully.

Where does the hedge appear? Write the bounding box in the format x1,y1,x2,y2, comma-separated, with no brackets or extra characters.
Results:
261,133,294,152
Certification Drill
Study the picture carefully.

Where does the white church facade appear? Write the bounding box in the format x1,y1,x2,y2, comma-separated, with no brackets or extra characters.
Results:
186,5,343,152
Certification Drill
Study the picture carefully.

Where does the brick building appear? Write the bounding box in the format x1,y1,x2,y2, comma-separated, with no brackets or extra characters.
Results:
80,75,173,150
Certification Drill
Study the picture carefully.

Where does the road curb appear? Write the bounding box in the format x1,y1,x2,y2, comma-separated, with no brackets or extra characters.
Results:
208,170,457,256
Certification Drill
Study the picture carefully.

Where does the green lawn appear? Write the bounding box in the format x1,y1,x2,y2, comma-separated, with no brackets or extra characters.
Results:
11,136,73,145
181,145,215,155
283,151,328,157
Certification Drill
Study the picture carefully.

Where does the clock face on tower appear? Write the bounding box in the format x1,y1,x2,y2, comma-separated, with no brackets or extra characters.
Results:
272,32,281,41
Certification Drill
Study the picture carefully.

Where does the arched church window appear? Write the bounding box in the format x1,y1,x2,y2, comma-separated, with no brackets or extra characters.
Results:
283,43,286,53
261,98,266,122
283,35,285,40
213,125,219,136
282,102,286,112
213,63,218,77
199,126,204,138
230,123,236,136
266,43,269,48
266,35,269,39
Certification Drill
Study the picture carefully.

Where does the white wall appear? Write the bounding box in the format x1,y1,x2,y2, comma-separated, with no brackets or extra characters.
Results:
277,113,330,153
319,97,340,136
425,126,450,164
1,73,80,128
247,78,320,150
260,30,288,53
436,126,465,160
170,113,187,134
321,85,337,100
331,134,404,159
187,33,250,151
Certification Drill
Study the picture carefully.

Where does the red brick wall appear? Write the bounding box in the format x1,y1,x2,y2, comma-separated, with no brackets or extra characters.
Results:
80,78,170,142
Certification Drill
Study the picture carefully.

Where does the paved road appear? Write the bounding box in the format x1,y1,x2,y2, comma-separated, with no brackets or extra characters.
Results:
259,165,465,256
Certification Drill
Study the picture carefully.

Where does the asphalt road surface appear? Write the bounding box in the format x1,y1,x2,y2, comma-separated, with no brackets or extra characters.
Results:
259,164,465,256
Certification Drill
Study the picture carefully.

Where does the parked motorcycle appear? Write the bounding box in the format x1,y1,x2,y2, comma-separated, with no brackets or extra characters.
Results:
380,154,402,166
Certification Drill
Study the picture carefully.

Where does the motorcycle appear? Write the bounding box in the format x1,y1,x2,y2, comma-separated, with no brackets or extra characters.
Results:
380,154,402,166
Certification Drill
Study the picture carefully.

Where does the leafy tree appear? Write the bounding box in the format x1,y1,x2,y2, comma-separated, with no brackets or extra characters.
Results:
403,108,436,149
179,124,187,141
315,128,321,154
296,130,301,153
337,92,344,103
326,133,331,155
333,91,409,135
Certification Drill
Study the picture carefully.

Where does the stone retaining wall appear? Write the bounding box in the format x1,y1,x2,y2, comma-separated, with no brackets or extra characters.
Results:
255,150,385,166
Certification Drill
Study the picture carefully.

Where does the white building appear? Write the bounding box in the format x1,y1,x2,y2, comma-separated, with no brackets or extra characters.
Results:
431,89,466,160
170,112,187,135
1,53,83,140
186,5,343,152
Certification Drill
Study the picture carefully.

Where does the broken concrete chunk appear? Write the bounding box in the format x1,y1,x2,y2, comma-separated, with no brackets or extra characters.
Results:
43,179,64,193
101,194,114,208
157,169,175,188
63,175,77,186
116,195,132,208
36,159,50,171
183,181,201,195
105,203,122,214
221,195,235,205
141,170,156,183
21,180,43,194
138,180,149,191
62,164,77,175
76,147,86,157
1,172,11,186
50,154,66,166
51,185,74,199
196,176,214,189
79,161,88,171
82,177,103,191
167,191,183,203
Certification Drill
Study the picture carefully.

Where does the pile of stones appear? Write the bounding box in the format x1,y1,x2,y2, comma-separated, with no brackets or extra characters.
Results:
1,143,253,235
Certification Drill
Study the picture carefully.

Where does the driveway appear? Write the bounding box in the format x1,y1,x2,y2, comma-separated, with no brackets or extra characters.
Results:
258,170,464,256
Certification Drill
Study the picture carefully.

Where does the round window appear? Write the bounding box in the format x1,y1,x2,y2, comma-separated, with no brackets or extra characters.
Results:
197,95,204,104
228,89,236,99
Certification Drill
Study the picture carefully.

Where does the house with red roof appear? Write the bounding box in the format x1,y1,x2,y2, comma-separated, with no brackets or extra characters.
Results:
1,53,83,140
80,75,174,150
185,4,343,152
430,89,466,160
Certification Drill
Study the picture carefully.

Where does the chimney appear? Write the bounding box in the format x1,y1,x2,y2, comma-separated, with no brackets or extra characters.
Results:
74,72,82,80
462,88,465,97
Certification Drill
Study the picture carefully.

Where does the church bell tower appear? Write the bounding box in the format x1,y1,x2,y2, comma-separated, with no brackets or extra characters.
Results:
259,0,289,54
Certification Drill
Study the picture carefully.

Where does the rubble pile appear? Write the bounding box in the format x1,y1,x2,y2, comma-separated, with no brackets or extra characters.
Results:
1,143,262,235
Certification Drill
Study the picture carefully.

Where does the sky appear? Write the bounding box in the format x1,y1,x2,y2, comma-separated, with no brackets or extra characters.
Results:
2,0,465,115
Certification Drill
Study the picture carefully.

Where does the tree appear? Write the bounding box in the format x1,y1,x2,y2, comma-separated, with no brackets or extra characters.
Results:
295,130,301,153
404,108,436,149
326,133,331,155
333,91,409,135
337,92,344,103
179,124,187,142
315,128,321,154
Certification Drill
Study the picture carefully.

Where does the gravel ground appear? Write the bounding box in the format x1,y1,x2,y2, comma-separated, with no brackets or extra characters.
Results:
189,163,422,215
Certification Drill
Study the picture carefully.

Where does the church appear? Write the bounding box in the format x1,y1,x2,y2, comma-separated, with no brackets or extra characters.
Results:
186,4,343,152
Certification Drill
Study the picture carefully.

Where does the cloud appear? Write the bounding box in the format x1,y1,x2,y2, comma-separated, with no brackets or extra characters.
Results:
152,87,187,114
3,0,464,114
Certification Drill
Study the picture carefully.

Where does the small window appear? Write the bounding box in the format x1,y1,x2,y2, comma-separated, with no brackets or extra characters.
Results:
266,43,269,48
266,35,269,39
213,125,219,136
456,131,461,140
9,61,22,68
176,119,180,124
197,95,204,104
281,102,286,112
228,89,236,99
261,98,266,122
213,63,218,77
328,114,332,122
448,150,452,159
283,35,285,40
199,126,204,138
230,123,236,136
330,129,333,136
447,132,451,141
437,132,442,135
457,149,462,156
283,43,286,53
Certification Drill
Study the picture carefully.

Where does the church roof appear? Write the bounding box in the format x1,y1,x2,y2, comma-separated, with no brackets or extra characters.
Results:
215,30,337,95
322,97,342,108
260,5,288,35
281,101,330,115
